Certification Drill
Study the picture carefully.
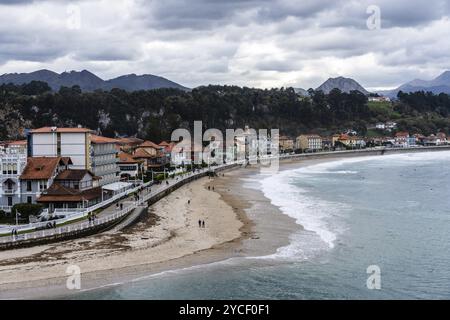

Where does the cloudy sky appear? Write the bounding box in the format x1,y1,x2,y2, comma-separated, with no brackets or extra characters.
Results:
0,0,449,90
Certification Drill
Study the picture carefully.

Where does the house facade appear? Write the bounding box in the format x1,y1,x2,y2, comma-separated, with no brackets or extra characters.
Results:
0,140,27,211
279,136,294,153
37,169,101,211
19,157,72,204
118,152,144,179
296,134,322,152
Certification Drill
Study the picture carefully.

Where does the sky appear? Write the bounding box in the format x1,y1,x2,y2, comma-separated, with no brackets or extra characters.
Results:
0,0,449,90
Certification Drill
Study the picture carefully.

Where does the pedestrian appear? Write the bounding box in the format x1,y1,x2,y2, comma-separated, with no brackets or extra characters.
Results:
202,220,205,228
188,199,191,204
198,220,201,228
120,203,123,210
212,186,215,191
88,216,92,224
54,221,57,228
116,203,119,210
11,229,14,237
208,186,211,190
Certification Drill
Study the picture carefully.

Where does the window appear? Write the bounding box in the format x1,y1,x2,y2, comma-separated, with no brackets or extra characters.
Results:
57,133,61,156
27,196,32,204
7,197,12,207
39,181,47,191
27,181,32,192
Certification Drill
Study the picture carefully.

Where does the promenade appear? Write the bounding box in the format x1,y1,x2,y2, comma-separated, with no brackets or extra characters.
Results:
0,164,237,249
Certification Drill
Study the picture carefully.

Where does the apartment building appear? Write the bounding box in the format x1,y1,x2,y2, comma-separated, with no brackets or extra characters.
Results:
27,127,93,170
90,135,120,186
296,134,322,152
0,140,27,212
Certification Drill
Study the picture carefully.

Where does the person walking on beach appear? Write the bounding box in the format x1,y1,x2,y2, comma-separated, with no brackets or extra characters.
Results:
198,219,202,228
202,220,205,228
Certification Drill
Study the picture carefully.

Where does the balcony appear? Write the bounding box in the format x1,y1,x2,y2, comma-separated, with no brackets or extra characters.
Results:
3,189,17,195
92,149,117,156
92,158,118,166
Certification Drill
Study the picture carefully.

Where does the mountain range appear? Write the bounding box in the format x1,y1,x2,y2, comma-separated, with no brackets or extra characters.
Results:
379,71,450,97
0,69,189,92
294,76,370,96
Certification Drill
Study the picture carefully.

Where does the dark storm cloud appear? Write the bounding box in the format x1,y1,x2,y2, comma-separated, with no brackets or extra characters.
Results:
0,0,450,89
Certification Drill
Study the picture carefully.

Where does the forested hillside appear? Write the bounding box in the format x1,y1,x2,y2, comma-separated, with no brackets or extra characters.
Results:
1,81,450,141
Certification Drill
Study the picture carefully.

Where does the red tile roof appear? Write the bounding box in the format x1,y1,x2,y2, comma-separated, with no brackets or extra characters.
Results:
20,157,72,180
55,169,97,181
118,152,141,163
138,140,161,149
30,127,94,133
90,134,119,144
133,148,155,159
37,184,101,203
115,137,144,146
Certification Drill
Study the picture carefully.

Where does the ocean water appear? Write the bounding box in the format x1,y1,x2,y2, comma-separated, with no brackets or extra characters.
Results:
69,151,450,299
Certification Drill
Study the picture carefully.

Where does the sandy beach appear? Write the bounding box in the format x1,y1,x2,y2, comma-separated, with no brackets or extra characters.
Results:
0,159,301,299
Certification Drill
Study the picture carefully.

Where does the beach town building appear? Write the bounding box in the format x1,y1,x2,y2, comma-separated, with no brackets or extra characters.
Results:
27,127,93,170
135,140,161,157
279,136,294,153
37,169,102,211
368,96,391,102
386,121,398,131
375,123,386,130
118,152,144,180
19,157,72,204
115,137,144,153
394,132,416,147
332,134,366,149
321,136,333,150
0,140,27,212
27,127,120,187
436,132,447,145
90,134,120,186
296,134,322,152
422,134,447,146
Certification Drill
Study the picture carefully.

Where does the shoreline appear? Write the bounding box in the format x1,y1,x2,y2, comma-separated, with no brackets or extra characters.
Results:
1,148,448,299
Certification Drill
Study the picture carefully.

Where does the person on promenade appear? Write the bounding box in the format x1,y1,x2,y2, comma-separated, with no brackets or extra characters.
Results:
198,220,201,228
88,216,92,224
188,199,191,204
120,203,123,210
202,220,205,228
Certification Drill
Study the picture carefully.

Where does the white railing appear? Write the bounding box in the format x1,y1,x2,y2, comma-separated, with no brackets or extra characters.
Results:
0,163,237,244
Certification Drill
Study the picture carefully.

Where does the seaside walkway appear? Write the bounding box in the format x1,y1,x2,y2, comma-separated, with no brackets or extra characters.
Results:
0,164,238,248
